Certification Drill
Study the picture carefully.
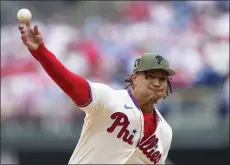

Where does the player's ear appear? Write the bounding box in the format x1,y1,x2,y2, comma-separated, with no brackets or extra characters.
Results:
131,73,138,85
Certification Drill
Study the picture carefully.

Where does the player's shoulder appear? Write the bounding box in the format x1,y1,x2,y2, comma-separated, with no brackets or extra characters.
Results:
88,81,128,97
88,81,114,93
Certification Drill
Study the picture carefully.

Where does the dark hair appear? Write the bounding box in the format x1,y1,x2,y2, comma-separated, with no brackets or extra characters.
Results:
123,71,172,99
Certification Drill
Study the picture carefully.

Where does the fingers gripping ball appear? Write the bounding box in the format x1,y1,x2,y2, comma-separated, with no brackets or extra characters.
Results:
17,9,32,23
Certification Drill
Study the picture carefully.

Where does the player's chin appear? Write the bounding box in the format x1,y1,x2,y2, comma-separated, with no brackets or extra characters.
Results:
154,92,165,100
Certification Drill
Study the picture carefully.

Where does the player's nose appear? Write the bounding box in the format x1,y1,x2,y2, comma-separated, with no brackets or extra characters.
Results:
151,79,160,87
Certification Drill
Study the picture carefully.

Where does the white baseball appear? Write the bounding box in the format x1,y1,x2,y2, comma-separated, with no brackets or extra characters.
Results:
17,9,32,23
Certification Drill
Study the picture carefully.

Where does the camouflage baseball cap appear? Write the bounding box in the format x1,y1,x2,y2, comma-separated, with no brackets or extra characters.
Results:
133,53,175,76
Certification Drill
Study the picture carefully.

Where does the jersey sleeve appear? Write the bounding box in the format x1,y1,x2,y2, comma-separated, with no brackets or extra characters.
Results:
77,81,114,115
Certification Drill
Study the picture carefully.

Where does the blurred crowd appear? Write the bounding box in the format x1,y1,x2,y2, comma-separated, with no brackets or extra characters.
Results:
1,1,229,123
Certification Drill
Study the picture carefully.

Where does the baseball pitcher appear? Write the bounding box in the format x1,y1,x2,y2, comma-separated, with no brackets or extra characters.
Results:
18,22,175,164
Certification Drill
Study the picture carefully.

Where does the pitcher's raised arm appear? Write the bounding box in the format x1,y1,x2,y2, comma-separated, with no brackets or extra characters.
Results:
18,23,113,114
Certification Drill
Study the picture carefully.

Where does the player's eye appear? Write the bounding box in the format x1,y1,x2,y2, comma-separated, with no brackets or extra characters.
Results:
159,77,167,82
145,74,154,79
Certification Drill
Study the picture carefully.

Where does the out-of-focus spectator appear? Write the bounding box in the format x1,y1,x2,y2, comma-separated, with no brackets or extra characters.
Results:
218,76,229,118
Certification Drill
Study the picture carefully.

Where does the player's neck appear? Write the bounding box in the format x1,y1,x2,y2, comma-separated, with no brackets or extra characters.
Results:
140,103,155,114
131,89,156,114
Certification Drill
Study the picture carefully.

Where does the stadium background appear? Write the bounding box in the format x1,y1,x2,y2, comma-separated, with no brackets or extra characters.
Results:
1,1,229,164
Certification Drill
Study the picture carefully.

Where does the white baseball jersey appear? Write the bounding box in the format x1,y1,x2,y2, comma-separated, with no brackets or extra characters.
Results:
68,81,172,164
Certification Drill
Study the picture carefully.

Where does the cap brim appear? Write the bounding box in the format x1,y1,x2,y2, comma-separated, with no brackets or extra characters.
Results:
161,68,176,76
134,68,176,76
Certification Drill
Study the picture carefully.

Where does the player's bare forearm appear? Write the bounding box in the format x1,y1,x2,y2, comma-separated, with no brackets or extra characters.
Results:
29,43,90,105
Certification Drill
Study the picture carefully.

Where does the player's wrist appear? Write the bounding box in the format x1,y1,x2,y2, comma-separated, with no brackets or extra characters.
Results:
28,42,44,51
29,42,46,59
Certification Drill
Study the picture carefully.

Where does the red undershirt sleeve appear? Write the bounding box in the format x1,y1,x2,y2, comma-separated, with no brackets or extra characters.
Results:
29,43,91,107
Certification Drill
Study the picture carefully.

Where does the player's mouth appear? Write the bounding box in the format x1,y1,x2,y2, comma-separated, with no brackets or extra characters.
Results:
152,89,164,93
154,90,163,93
149,88,163,93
